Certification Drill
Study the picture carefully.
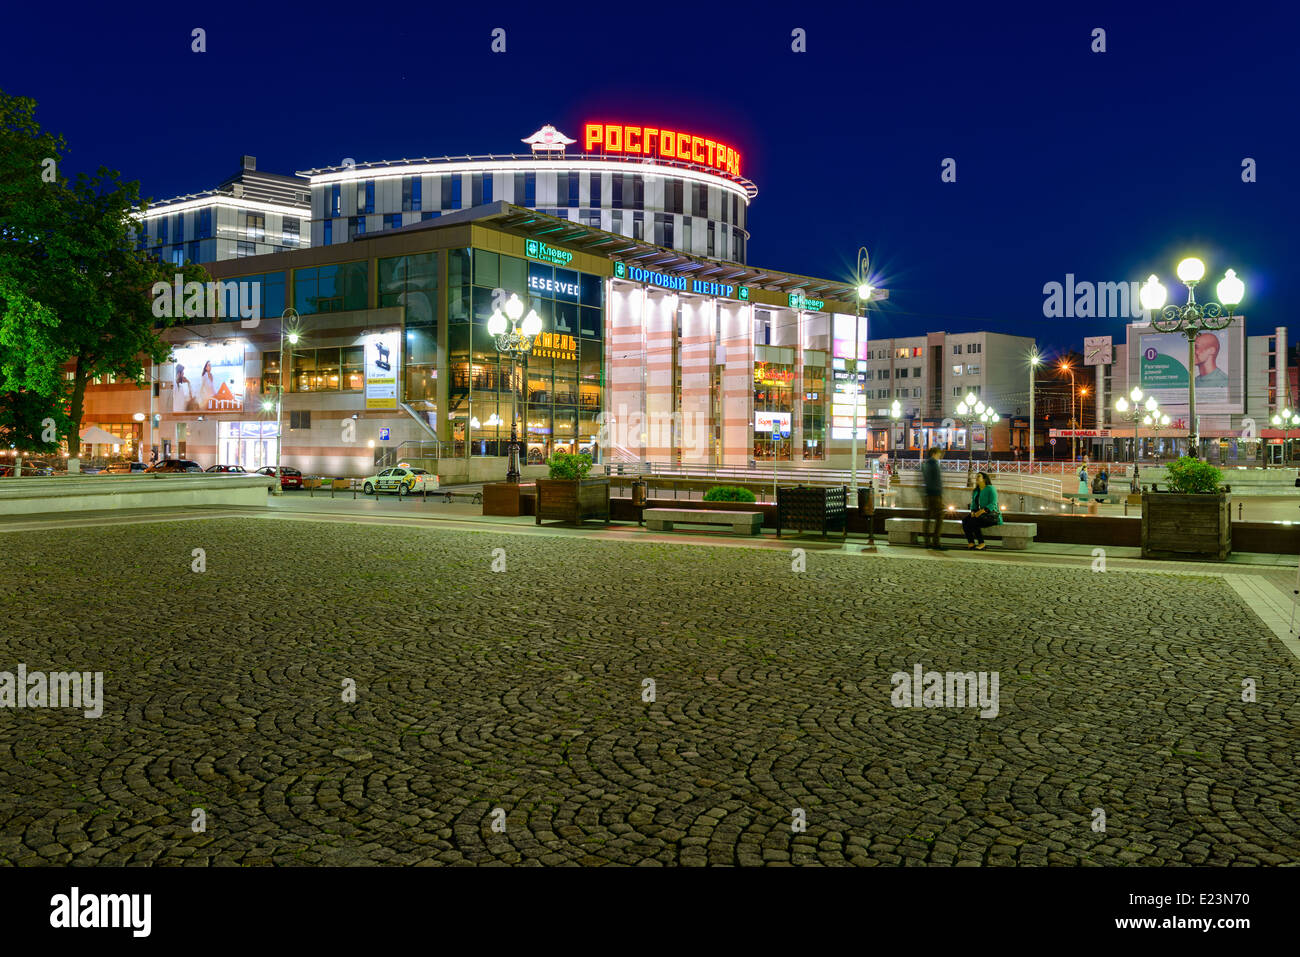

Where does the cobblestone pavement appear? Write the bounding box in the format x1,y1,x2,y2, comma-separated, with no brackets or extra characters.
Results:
2,518,1298,866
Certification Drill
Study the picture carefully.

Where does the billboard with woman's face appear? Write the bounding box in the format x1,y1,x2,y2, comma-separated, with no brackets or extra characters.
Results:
172,342,246,413
1138,318,1243,413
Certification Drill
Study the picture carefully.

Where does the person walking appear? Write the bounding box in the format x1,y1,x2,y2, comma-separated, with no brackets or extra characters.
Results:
1076,461,1089,497
962,471,1003,550
922,446,945,549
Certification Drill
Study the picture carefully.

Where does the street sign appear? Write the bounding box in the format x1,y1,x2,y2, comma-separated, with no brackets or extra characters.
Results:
379,428,391,441
1049,428,1110,438
1049,438,1057,445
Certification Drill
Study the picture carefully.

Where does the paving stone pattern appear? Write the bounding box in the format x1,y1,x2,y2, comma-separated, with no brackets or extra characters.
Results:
1,519,1297,866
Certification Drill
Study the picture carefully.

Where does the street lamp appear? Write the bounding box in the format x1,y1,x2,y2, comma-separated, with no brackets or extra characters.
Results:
1059,359,1078,463
1028,350,1041,469
977,408,1000,465
268,308,301,496
1139,259,1245,458
1115,387,1161,463
889,398,902,461
486,293,542,483
955,392,980,477
1271,408,1300,464
851,246,873,499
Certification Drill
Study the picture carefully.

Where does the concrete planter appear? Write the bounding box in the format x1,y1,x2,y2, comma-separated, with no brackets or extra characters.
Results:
535,478,610,525
1141,491,1231,561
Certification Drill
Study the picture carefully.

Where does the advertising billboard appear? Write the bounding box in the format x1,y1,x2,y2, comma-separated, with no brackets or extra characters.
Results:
754,411,791,434
1139,319,1243,413
171,342,246,413
365,332,400,410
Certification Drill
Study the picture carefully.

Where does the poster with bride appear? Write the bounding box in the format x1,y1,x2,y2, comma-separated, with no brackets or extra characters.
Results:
171,342,246,413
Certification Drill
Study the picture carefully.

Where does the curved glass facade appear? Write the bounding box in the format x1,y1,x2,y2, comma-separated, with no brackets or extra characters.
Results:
311,163,751,262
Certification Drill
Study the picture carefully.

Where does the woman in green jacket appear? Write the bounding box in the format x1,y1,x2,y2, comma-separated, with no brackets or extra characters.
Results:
962,471,1003,550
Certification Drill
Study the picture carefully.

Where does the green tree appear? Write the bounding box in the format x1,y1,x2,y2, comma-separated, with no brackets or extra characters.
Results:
0,89,208,461
0,89,69,449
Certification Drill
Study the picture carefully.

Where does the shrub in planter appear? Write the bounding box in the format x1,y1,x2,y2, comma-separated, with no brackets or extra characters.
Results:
703,485,757,503
1141,456,1230,560
1163,456,1223,494
537,452,608,525
546,451,593,480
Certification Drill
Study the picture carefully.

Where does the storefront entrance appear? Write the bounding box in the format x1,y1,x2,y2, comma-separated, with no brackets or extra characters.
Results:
218,421,280,469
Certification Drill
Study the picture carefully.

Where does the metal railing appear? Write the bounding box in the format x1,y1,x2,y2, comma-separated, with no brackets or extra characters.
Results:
374,439,452,469
600,459,1065,500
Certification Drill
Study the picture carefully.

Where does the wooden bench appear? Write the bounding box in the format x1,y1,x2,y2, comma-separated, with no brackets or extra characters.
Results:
885,518,1037,549
442,490,484,504
644,508,763,535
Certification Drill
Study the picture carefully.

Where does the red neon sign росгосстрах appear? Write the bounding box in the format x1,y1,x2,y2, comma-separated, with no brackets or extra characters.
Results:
583,123,740,177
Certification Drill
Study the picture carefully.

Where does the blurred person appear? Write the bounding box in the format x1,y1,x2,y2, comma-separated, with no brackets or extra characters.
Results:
922,446,945,549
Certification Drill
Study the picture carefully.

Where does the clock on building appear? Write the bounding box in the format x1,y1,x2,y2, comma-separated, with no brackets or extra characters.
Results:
1083,335,1113,366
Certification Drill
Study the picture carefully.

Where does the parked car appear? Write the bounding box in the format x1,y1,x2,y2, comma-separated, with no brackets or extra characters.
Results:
145,459,203,473
205,464,247,473
255,465,303,490
103,461,149,474
362,466,438,496
0,460,55,476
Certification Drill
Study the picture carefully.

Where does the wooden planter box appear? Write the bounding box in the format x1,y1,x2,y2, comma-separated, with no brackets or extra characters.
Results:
1141,492,1231,561
776,485,848,540
483,482,536,516
536,478,610,525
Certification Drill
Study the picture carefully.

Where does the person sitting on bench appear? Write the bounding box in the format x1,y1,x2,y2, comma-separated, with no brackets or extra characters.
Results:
962,471,1003,551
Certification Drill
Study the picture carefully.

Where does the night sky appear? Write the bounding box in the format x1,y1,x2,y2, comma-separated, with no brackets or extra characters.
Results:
4,1,1295,355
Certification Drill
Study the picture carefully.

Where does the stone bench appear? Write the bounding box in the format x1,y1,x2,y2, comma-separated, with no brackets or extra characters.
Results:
1073,492,1122,504
644,508,763,535
885,518,1036,549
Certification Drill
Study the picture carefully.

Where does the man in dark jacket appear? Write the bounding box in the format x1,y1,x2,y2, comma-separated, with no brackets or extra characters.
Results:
922,446,945,549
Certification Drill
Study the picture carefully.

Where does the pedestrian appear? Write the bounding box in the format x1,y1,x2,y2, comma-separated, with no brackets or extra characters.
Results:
962,471,1003,550
877,456,891,507
1098,466,1109,494
922,446,945,550
1077,461,1089,497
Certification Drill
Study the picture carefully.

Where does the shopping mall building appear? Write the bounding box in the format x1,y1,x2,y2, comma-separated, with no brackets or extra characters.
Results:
105,124,886,480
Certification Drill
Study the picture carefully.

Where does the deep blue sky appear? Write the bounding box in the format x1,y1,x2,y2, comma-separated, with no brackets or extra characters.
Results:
5,1,1296,354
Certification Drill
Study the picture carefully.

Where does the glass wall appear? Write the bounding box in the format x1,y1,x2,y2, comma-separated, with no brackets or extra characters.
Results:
753,354,795,461
293,262,368,314
379,252,438,415
801,352,827,460
447,247,604,459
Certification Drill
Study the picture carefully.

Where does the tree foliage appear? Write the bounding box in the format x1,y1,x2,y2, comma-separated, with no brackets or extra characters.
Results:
0,88,208,457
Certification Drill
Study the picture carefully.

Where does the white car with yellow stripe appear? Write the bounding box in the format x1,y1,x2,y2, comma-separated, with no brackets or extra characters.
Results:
362,465,439,496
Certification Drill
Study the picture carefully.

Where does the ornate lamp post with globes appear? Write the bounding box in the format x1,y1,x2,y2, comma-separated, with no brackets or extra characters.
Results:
1114,387,1168,463
1271,408,1300,465
1139,258,1245,458
486,293,542,483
